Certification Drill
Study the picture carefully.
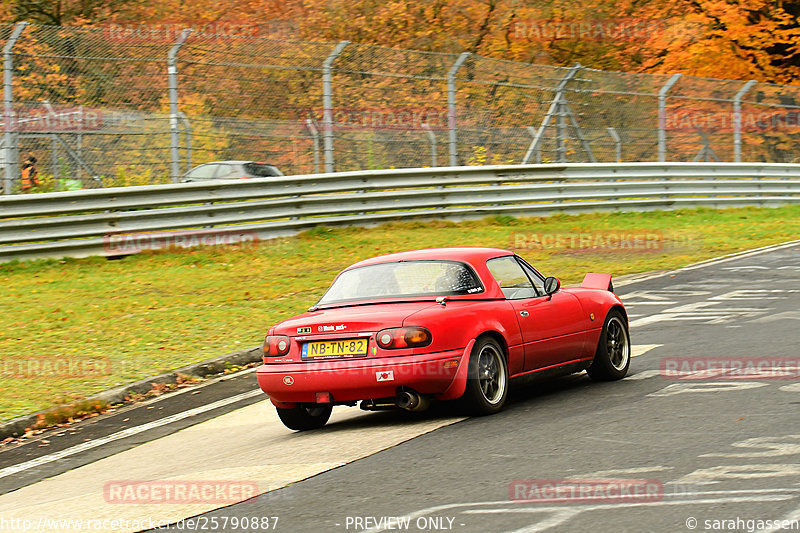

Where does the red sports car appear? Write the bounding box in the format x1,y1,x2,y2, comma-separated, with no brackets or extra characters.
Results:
257,247,630,431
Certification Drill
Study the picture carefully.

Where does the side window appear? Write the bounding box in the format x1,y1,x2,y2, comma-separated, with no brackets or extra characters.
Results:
517,258,545,296
486,256,537,300
214,164,234,178
186,164,217,180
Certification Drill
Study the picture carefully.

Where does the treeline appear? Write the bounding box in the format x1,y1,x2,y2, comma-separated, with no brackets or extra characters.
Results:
3,0,800,84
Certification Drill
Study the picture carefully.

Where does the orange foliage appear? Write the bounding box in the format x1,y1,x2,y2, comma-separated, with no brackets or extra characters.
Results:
3,0,800,83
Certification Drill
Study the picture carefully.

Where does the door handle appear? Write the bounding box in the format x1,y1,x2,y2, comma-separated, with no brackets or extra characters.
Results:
520,311,529,317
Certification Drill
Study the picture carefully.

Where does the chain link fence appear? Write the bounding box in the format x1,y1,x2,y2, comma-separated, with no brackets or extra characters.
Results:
3,22,800,194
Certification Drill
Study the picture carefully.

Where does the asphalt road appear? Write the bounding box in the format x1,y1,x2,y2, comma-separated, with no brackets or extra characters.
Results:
1,241,798,533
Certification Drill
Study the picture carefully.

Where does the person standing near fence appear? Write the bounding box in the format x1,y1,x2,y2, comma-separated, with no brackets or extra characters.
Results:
20,155,40,191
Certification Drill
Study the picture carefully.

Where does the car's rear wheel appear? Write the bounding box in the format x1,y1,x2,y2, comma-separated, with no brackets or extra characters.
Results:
276,404,333,431
462,337,508,415
587,310,630,381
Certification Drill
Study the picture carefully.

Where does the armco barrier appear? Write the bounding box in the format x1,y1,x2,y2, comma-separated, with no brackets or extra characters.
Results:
1,162,799,262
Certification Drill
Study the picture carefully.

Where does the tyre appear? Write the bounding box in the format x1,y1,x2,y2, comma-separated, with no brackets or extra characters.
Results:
461,336,509,415
276,404,333,431
587,310,630,381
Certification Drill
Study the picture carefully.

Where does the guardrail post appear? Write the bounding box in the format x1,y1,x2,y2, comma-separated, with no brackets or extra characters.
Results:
168,29,191,183
447,52,470,167
658,73,682,162
3,22,27,195
733,80,756,163
322,41,349,174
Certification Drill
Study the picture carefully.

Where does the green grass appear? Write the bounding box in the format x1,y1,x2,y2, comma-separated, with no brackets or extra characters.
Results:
1,205,799,422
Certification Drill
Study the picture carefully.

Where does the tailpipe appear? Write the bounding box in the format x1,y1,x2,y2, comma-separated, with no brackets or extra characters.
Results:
396,389,430,412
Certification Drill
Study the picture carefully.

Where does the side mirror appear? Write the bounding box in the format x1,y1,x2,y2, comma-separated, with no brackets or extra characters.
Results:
543,276,561,298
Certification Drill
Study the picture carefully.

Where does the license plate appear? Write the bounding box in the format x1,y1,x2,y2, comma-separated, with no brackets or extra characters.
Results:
302,338,369,359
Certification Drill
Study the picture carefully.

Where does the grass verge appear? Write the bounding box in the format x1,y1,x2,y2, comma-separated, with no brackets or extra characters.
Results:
1,205,799,422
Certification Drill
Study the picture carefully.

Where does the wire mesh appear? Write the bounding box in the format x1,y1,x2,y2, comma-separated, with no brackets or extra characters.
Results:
2,22,800,194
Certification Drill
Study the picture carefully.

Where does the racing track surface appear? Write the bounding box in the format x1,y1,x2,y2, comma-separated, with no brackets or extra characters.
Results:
0,241,798,533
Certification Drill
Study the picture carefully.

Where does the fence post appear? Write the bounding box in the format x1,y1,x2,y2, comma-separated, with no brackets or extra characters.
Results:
3,22,27,195
522,63,581,164
447,52,470,167
733,80,756,163
305,118,321,174
657,73,682,162
322,41,349,174
556,64,582,163
607,127,621,162
421,123,437,167
178,112,192,172
168,29,191,183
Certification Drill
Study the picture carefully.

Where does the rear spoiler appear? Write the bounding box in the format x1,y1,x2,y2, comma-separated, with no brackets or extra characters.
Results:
581,273,614,292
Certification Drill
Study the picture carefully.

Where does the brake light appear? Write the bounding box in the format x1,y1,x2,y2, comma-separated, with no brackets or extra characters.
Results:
376,327,432,349
264,335,291,358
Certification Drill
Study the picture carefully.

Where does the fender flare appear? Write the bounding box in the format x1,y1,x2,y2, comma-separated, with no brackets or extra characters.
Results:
435,338,476,401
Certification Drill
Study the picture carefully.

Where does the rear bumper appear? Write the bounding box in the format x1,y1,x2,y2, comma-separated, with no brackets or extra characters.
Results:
257,349,465,404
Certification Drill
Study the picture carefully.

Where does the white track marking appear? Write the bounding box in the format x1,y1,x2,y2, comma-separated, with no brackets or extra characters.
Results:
757,506,800,533
0,389,262,480
754,311,800,323
647,382,768,397
359,490,798,533
626,370,662,381
581,466,673,478
631,344,662,357
614,239,800,288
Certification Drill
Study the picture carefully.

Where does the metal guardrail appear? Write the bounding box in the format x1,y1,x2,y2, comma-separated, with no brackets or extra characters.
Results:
1,162,799,262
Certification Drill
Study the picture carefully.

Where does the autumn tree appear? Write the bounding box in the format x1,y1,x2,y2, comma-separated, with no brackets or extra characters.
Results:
612,0,800,83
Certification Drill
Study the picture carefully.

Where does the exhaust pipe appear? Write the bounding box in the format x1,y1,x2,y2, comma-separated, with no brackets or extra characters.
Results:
396,390,430,412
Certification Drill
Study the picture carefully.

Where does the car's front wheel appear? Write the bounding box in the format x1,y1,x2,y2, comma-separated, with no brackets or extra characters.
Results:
587,310,630,381
276,404,333,431
462,336,508,415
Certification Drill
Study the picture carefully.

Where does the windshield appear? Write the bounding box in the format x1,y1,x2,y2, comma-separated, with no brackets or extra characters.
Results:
317,260,483,306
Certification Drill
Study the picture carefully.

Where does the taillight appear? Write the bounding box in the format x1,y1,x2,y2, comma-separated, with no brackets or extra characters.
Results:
264,335,291,358
376,327,432,350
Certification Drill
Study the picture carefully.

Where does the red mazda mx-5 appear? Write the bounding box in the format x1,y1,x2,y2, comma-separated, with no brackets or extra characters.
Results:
257,247,630,431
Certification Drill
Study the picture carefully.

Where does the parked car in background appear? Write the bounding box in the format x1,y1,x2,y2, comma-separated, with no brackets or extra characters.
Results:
180,161,283,182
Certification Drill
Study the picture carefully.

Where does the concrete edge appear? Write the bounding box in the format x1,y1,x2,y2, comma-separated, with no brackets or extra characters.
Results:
0,345,262,441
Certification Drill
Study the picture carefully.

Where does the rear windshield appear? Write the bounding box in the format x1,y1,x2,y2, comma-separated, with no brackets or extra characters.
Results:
243,162,283,177
318,260,484,306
